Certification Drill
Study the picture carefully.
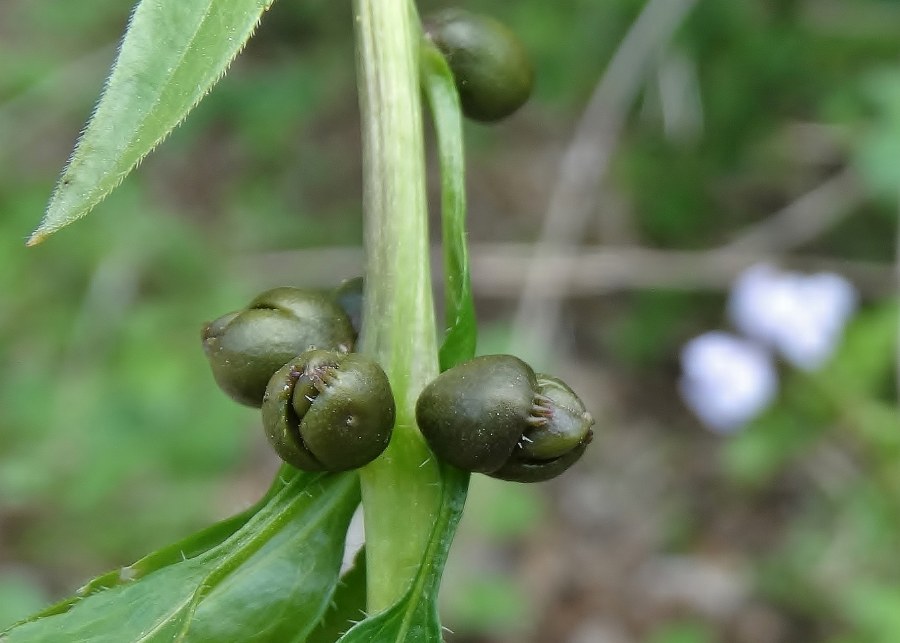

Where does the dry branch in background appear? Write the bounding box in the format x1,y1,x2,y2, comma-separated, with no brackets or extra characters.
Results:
242,245,894,299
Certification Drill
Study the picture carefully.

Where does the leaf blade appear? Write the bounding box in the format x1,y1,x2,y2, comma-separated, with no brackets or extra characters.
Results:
336,466,468,643
421,42,477,371
307,547,367,643
29,0,275,245
2,470,360,643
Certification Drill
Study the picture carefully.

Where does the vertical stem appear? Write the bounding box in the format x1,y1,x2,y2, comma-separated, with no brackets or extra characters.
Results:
353,0,442,612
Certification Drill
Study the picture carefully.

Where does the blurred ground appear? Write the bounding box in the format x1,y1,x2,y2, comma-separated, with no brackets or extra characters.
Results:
1,1,899,642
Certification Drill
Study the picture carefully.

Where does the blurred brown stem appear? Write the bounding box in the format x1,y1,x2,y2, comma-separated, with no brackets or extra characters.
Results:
241,245,894,299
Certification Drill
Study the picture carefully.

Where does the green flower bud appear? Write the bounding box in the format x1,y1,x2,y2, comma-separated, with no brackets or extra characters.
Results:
202,288,355,407
425,9,534,123
415,355,593,482
262,349,395,471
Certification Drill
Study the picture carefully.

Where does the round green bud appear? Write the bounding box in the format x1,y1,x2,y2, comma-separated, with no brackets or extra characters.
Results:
262,349,395,471
415,354,593,482
202,288,355,407
426,9,534,123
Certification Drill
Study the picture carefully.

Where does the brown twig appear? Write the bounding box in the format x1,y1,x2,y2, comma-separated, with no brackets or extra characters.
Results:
241,245,894,299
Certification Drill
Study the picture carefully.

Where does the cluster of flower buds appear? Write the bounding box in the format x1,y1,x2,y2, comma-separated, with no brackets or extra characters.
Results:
202,283,593,482
199,10,595,481
202,279,396,472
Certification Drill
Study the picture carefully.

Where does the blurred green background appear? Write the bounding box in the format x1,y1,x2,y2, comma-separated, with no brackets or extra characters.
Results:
1,1,899,641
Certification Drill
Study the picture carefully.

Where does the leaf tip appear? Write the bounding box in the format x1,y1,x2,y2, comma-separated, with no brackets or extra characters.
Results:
25,230,47,247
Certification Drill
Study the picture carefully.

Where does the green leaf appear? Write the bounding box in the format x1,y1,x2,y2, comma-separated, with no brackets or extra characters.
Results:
421,41,477,371
36,462,299,616
24,464,301,623
2,469,360,642
336,465,468,643
28,0,275,245
307,548,367,643
20,501,258,623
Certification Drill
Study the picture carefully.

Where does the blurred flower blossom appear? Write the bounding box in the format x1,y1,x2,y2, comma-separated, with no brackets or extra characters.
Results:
728,263,858,371
679,332,778,433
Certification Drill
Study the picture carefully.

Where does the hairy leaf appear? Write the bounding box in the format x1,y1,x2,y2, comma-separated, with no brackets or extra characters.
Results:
422,42,477,371
336,465,468,643
22,462,305,622
21,504,257,623
307,548,367,643
28,0,275,245
2,470,360,642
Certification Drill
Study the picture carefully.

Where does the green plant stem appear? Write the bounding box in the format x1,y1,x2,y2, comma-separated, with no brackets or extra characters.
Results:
353,0,442,613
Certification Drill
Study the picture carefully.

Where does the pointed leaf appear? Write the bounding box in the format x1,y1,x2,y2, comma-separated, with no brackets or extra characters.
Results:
2,470,360,642
29,0,275,245
421,42,476,371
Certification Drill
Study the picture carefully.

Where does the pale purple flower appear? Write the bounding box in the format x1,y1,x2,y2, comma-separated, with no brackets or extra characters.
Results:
680,332,778,433
728,264,857,371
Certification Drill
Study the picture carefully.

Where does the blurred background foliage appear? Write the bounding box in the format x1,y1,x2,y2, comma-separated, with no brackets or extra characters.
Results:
1,1,899,641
